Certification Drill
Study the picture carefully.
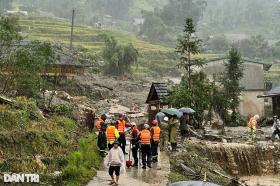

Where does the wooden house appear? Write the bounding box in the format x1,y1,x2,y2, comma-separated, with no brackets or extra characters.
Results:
41,53,85,78
146,83,170,123
258,86,280,116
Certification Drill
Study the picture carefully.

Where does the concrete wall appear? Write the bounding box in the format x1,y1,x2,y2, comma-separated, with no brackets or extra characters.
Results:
239,91,265,117
203,60,265,90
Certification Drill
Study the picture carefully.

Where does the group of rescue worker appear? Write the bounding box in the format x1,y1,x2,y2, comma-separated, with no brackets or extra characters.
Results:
96,112,181,169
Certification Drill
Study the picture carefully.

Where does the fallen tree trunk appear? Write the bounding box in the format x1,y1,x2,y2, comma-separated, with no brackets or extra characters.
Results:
92,83,113,91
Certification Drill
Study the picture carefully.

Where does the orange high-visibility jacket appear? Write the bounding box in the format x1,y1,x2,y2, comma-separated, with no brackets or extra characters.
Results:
140,129,151,144
248,117,257,129
117,120,126,133
106,125,119,143
95,118,103,132
151,126,161,141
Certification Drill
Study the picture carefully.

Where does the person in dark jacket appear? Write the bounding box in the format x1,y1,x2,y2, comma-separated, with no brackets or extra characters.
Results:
179,113,188,143
130,122,140,167
98,120,108,157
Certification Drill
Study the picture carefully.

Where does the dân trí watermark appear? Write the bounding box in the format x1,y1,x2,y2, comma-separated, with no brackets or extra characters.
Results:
3,173,39,183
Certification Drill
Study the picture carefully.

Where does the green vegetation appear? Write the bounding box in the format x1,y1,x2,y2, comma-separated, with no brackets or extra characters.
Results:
0,97,101,185
0,16,57,98
102,35,138,76
218,47,244,126
63,134,101,186
171,18,213,124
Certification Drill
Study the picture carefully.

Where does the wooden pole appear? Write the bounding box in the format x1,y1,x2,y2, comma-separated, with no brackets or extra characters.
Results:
70,9,75,50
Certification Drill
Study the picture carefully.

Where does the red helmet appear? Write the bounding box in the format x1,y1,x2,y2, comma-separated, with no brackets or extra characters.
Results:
151,120,158,126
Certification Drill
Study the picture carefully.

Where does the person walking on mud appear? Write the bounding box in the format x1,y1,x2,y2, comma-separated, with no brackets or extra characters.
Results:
271,116,280,141
107,120,120,150
248,114,259,141
169,115,179,151
139,124,152,169
117,114,130,154
108,140,125,186
130,122,140,167
150,120,161,163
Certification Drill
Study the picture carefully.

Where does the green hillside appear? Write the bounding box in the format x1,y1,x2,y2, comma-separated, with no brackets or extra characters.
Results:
18,16,219,76
19,16,171,53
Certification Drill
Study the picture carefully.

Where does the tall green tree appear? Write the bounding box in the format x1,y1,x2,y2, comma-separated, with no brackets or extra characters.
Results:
102,35,138,76
220,47,244,125
0,16,56,98
176,17,202,88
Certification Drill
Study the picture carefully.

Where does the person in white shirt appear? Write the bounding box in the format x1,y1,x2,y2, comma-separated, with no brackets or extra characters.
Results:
108,140,124,186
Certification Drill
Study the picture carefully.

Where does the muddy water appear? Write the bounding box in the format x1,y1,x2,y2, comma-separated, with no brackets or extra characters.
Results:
240,175,280,186
87,145,170,186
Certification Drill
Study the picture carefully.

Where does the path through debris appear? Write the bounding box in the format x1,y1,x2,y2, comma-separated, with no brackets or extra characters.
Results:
87,141,170,186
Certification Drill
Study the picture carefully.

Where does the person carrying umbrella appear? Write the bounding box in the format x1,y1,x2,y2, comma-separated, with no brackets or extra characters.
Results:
150,120,161,163
169,115,180,151
139,124,152,169
107,140,125,186
179,113,188,143
130,122,140,167
159,116,169,151
106,120,120,150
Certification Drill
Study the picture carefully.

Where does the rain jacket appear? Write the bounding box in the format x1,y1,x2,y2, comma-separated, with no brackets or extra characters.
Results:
169,118,179,143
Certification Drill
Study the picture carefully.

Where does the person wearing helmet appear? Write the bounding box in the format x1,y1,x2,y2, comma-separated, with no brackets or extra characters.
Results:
106,120,120,150
96,114,107,133
116,114,130,154
159,116,169,151
150,120,161,163
139,124,152,169
272,116,280,142
130,122,140,167
108,140,124,186
248,114,260,141
97,119,108,157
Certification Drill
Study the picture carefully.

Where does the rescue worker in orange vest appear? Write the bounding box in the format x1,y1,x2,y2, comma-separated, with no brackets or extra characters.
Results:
139,124,152,169
248,114,259,141
130,122,140,167
150,120,161,163
106,120,120,150
96,114,107,133
116,114,130,154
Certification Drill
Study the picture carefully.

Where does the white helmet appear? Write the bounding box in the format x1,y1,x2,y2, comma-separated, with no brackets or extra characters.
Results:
163,117,169,122
254,115,260,120
144,124,150,129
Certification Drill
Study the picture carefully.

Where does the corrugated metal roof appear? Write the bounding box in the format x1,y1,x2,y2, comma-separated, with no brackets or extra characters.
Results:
258,86,280,97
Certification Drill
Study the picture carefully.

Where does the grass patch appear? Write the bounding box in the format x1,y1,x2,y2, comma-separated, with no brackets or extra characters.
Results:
62,133,101,186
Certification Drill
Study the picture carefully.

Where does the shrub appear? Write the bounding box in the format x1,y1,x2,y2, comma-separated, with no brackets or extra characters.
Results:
62,133,101,185
52,103,74,116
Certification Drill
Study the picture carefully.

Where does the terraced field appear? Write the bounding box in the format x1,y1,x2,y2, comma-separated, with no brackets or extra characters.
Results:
18,16,220,76
19,16,171,53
